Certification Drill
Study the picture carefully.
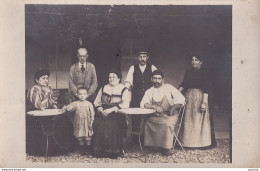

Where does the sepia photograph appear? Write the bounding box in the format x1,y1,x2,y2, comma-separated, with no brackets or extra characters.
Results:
0,0,259,168
25,4,232,164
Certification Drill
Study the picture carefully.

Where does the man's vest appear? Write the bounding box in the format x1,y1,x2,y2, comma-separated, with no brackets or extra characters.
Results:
132,63,153,107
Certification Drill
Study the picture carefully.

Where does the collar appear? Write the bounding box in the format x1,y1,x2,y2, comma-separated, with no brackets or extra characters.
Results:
139,64,147,68
79,62,86,68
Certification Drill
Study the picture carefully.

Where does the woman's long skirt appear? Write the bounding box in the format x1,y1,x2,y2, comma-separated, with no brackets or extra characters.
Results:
92,112,127,155
179,89,211,147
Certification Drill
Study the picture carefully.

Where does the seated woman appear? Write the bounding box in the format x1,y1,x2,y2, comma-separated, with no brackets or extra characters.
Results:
26,69,74,155
27,69,57,110
92,69,130,159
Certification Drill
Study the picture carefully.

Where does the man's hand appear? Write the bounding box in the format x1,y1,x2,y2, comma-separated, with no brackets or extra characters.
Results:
152,105,163,114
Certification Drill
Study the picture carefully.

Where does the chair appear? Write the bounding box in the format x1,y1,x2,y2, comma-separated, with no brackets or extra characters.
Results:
172,101,186,152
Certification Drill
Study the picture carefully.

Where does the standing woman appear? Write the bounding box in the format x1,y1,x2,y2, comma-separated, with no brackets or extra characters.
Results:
179,53,213,148
92,69,130,159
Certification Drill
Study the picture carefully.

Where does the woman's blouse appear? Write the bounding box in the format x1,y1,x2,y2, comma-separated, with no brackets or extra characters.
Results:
180,68,211,94
94,84,130,109
27,85,57,109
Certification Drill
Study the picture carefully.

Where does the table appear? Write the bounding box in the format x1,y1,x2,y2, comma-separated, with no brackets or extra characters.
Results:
119,108,156,161
27,109,69,161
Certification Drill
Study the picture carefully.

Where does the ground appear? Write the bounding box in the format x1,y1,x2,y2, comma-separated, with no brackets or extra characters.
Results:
26,138,230,163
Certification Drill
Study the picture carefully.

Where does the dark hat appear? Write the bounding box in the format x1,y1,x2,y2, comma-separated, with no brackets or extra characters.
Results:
137,51,149,56
34,69,50,84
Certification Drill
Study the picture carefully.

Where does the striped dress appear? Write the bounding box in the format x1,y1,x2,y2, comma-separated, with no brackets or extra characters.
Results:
27,84,56,109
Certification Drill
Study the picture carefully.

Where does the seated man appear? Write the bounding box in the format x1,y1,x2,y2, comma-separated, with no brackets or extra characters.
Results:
140,70,185,156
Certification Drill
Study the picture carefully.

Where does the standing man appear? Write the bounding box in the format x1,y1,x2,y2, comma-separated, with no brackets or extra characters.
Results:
140,70,185,156
124,51,157,144
69,48,98,102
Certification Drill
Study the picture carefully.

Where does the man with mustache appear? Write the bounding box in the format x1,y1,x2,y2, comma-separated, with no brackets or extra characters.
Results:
140,70,185,156
124,51,157,145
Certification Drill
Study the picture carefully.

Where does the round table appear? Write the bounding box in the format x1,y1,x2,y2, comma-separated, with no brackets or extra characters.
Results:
118,108,156,153
27,109,71,160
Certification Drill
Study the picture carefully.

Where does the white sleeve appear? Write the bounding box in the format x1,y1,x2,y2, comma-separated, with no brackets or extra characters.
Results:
119,88,131,109
151,65,157,72
94,88,103,108
124,65,134,86
140,88,152,108
168,84,185,105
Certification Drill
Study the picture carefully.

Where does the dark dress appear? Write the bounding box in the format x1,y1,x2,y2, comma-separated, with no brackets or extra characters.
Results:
179,68,216,148
92,84,130,158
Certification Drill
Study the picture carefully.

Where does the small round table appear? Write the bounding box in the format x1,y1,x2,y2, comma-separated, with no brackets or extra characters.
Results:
118,108,156,153
27,109,69,161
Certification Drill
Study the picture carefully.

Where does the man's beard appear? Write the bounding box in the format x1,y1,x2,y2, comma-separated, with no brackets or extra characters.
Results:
154,82,162,88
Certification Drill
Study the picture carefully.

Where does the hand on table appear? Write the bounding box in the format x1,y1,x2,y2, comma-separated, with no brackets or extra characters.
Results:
153,105,163,114
58,105,66,112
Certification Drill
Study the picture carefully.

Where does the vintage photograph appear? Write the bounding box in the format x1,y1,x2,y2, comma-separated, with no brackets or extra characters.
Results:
25,5,232,163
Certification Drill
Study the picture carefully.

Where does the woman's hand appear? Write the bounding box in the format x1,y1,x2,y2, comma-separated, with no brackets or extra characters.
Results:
201,103,206,112
102,108,114,116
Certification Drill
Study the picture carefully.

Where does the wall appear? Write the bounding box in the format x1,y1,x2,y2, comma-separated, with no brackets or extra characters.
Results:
25,5,232,110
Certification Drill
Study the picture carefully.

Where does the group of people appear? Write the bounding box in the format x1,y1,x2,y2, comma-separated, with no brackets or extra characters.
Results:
27,47,216,159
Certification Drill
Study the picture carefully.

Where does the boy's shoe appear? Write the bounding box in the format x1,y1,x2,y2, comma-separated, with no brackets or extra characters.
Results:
77,145,85,156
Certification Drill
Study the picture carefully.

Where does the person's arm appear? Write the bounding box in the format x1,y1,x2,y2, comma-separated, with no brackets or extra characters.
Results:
47,86,57,108
144,103,163,114
88,102,95,129
103,87,131,116
124,65,134,89
28,87,48,110
201,93,208,112
118,88,130,109
170,85,185,106
168,85,185,115
64,102,77,112
140,89,163,114
151,65,157,72
69,66,78,97
178,70,188,93
87,64,98,97
94,88,104,113
201,69,210,112
178,87,184,93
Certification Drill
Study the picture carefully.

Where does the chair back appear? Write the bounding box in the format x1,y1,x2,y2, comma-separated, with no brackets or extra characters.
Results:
172,100,186,149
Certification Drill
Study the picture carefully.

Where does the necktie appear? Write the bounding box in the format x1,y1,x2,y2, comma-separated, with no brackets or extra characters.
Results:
81,65,85,72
